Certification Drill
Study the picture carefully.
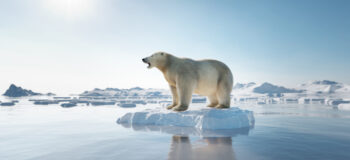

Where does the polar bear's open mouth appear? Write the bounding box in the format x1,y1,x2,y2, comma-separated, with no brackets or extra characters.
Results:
143,61,151,68
142,58,151,68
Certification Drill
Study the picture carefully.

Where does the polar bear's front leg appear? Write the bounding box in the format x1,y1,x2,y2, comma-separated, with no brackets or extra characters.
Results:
167,85,178,110
173,79,195,112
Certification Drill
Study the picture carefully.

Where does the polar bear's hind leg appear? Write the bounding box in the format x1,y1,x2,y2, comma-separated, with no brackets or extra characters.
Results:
215,72,233,109
207,94,219,107
216,88,231,108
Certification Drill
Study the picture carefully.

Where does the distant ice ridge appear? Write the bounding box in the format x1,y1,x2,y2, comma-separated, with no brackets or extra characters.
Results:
117,107,254,130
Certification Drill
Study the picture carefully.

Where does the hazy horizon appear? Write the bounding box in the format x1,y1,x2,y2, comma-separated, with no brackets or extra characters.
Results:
1,0,349,95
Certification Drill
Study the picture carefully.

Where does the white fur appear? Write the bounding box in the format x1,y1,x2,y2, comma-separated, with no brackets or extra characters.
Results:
143,52,233,111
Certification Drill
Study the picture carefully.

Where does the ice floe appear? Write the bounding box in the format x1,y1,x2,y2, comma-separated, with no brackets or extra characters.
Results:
117,107,254,130
337,103,350,111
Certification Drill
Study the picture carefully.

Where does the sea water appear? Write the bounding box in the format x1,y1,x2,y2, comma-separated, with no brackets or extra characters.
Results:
1,99,350,160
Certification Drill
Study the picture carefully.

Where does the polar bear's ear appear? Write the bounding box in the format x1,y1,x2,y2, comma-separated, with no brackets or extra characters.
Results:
160,52,164,55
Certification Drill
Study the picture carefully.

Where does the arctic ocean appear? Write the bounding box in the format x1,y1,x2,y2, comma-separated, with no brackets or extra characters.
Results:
1,99,350,160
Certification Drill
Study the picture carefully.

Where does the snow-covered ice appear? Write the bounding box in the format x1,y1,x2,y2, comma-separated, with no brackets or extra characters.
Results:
337,103,350,111
117,107,254,130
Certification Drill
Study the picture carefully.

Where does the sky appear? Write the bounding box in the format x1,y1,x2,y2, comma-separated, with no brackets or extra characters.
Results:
0,0,349,95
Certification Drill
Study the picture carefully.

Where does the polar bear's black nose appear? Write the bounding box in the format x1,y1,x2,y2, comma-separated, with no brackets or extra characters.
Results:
142,58,146,62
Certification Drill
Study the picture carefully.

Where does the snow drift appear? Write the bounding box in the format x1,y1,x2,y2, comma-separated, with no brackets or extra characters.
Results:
116,107,254,130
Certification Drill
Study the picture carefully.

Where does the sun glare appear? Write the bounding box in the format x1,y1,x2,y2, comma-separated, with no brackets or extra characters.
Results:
43,0,94,20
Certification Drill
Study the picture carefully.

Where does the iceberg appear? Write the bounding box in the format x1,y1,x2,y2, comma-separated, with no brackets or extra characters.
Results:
117,107,254,130
338,103,350,111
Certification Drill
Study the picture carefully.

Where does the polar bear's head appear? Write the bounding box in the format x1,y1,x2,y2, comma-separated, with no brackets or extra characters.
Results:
142,52,168,69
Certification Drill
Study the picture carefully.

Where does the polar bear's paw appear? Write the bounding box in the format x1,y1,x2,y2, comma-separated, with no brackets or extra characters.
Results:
207,103,217,108
215,105,230,109
172,105,189,112
166,104,177,110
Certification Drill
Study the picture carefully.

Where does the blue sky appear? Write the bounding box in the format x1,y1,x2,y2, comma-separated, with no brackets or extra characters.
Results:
0,0,349,95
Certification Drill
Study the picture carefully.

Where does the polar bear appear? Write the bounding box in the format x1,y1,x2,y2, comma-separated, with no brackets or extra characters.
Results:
142,52,233,111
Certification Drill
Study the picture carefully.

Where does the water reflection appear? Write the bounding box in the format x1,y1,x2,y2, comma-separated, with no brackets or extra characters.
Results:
168,136,235,160
119,123,253,160
119,122,253,137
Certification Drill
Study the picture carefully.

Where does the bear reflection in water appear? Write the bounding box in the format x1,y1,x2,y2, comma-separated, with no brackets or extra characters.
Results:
118,122,252,160
168,136,235,160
